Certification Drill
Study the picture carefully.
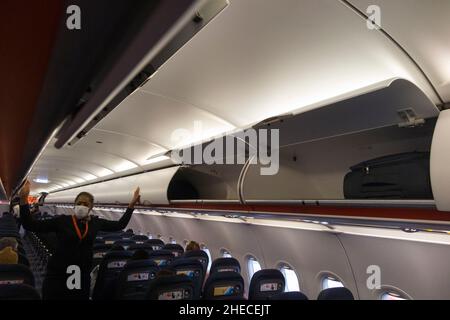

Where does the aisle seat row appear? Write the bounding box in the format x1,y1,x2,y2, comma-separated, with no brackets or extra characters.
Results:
0,214,42,300
90,231,355,300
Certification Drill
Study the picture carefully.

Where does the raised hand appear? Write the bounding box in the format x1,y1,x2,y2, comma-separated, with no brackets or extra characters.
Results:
18,180,31,205
129,187,141,208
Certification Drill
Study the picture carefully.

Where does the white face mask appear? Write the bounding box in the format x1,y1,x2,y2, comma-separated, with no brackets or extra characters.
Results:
74,205,90,219
13,205,20,217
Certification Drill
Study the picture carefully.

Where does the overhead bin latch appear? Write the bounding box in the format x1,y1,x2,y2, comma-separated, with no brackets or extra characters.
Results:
397,108,425,128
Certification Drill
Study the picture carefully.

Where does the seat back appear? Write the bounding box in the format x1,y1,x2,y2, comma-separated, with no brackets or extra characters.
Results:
317,287,354,300
0,264,35,286
182,250,209,276
116,259,158,300
131,235,149,243
92,244,113,270
170,258,204,298
17,253,30,267
210,257,241,274
92,251,133,300
203,271,245,300
269,291,308,300
114,239,135,250
145,239,165,251
146,274,196,300
162,243,184,257
148,250,175,267
102,234,123,245
128,244,154,253
249,269,285,300
0,284,40,300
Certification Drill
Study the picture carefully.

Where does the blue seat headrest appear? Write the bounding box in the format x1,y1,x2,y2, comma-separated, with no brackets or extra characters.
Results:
162,244,184,257
269,291,308,300
182,250,209,274
183,249,208,261
128,244,154,252
210,257,241,274
203,271,245,300
148,250,175,267
146,274,196,300
317,287,354,300
171,258,204,277
0,284,40,300
100,251,133,269
145,239,165,250
0,264,35,287
124,259,158,270
93,244,113,251
115,239,135,245
131,235,149,242
249,269,285,300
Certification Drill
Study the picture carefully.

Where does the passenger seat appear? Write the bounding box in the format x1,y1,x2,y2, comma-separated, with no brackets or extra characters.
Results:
317,287,354,300
249,269,285,300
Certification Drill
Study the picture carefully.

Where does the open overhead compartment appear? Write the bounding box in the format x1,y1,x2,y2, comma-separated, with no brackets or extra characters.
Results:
244,78,439,203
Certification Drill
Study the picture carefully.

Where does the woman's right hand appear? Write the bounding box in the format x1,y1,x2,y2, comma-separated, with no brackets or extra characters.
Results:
18,180,31,205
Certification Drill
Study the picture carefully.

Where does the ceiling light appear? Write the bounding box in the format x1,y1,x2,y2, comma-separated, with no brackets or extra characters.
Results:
144,155,170,165
33,178,49,184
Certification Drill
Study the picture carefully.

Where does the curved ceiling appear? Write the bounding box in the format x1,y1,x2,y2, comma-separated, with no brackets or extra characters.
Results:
347,0,450,103
30,0,449,195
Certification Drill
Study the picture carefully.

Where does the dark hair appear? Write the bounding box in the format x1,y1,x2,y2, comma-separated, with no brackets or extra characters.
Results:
186,241,201,252
131,249,150,261
74,192,94,205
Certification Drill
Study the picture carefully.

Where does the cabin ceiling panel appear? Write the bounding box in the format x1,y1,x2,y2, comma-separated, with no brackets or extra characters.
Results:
348,0,450,103
141,0,440,130
42,141,137,173
96,90,235,149
76,129,168,166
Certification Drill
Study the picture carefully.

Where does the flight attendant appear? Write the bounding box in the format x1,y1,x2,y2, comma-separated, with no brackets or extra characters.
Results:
18,180,141,300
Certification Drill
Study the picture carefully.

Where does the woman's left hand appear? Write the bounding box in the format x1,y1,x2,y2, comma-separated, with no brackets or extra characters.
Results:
129,187,141,208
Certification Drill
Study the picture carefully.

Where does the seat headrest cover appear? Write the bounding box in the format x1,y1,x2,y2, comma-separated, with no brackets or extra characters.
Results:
203,271,244,299
269,291,308,300
0,264,34,286
317,287,354,300
249,269,285,299
146,274,195,300
0,284,40,300
210,257,241,274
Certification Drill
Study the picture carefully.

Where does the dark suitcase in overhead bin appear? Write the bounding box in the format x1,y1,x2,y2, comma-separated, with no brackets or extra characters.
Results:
343,152,433,199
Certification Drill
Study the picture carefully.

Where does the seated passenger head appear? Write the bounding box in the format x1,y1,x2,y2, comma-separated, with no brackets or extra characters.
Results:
185,241,200,252
74,192,94,219
0,237,18,252
12,205,20,217
0,238,19,264
126,228,134,234
131,249,150,261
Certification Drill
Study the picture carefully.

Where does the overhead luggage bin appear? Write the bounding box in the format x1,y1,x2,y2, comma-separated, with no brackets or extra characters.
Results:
430,110,450,211
243,78,440,203
254,78,439,147
45,166,181,205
